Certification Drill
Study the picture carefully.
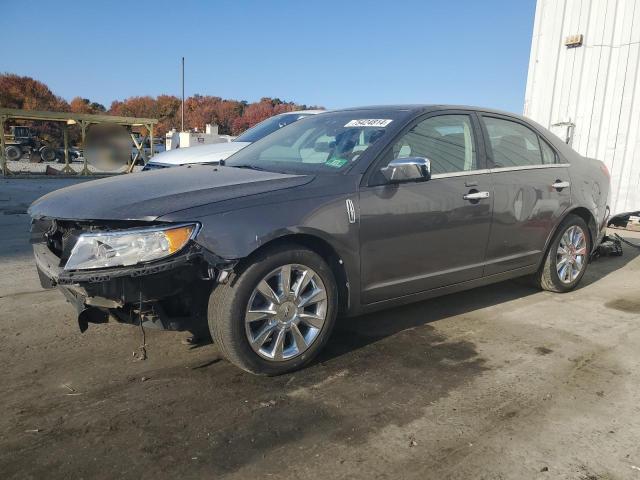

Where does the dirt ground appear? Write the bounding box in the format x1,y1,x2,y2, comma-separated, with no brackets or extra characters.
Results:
1,179,639,480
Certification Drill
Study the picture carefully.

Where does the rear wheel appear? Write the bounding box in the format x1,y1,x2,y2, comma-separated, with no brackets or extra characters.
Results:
535,214,591,292
5,145,22,161
208,244,338,375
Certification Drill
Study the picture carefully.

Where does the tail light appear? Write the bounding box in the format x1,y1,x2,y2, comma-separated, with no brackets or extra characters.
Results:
599,162,610,180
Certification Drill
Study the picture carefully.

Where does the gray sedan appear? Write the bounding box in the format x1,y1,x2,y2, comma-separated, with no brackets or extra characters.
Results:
29,105,610,375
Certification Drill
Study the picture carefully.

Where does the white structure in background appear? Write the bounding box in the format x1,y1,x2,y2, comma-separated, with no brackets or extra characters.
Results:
165,124,234,151
524,0,640,214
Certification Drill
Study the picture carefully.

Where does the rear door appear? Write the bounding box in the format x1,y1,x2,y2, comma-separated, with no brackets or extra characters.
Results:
479,114,571,275
358,112,493,304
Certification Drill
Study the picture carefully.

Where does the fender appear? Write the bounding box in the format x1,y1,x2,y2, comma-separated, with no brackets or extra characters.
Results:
538,205,598,271
170,191,364,316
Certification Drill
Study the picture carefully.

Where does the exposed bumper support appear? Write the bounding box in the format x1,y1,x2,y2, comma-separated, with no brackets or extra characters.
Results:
59,286,110,332
34,241,234,334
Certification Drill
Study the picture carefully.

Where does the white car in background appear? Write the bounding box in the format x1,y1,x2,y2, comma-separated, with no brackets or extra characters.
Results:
143,110,324,170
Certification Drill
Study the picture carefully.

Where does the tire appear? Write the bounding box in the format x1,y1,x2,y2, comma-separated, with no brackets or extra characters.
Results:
208,244,338,375
5,145,22,161
535,214,591,293
39,146,56,162
29,150,42,163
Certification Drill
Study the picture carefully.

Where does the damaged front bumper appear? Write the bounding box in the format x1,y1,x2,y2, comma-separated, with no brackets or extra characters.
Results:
31,220,234,333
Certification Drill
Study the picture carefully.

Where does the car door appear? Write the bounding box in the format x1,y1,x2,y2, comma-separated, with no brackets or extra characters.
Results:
358,112,493,304
479,114,571,275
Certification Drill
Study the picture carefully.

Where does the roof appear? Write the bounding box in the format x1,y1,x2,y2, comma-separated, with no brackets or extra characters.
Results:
278,109,326,115
0,108,157,126
332,104,523,118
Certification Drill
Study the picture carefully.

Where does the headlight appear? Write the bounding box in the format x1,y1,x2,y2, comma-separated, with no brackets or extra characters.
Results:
64,223,198,271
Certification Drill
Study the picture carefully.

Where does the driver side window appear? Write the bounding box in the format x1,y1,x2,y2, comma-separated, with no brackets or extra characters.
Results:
385,114,477,175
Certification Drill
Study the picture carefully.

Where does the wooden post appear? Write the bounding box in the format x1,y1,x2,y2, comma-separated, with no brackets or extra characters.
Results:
148,123,154,162
0,116,9,176
79,121,91,175
127,130,149,173
61,123,74,174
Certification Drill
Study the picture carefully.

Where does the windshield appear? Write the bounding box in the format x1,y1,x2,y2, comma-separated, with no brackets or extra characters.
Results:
13,127,30,137
234,113,315,143
225,111,401,174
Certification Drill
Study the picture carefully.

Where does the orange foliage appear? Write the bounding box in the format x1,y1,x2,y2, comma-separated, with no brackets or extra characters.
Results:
0,73,322,140
0,73,69,111
70,97,106,114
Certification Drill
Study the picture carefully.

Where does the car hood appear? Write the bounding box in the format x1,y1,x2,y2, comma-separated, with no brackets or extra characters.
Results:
29,165,312,221
146,141,251,166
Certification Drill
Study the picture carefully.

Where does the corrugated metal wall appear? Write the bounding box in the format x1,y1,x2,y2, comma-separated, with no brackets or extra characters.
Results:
524,0,640,214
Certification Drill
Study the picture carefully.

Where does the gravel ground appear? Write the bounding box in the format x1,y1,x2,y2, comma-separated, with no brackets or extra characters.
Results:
4,159,143,175
0,179,639,480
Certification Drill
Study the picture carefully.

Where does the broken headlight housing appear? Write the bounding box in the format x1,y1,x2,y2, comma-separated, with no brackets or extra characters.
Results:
64,223,198,271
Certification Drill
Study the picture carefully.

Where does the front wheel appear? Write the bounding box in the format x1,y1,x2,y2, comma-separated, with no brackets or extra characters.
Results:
535,214,591,292
208,244,338,375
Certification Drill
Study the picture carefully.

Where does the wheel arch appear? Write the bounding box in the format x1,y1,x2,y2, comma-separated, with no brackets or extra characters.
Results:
233,233,351,315
539,206,597,270
569,206,598,245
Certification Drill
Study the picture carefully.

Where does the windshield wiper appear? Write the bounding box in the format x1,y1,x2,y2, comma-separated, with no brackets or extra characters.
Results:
229,164,269,172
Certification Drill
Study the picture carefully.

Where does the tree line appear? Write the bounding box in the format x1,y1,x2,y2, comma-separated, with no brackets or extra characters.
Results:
0,73,320,146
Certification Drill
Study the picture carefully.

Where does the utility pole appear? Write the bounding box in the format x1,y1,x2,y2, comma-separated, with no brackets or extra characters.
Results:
181,56,185,132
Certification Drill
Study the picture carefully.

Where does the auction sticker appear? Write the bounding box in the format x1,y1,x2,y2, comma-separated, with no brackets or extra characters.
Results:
325,157,348,168
344,119,393,127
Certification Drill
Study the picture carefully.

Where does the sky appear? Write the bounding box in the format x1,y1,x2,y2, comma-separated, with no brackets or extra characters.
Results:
0,0,537,113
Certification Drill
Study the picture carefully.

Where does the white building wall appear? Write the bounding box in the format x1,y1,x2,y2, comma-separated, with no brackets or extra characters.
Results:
524,0,640,214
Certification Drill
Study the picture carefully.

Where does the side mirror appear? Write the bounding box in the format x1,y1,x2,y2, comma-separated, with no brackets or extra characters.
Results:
380,157,431,183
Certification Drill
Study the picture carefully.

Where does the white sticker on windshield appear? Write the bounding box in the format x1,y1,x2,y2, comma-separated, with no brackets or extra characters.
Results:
344,119,393,128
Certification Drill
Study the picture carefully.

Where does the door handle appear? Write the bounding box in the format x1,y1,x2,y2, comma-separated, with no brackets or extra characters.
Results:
463,191,490,201
552,180,570,190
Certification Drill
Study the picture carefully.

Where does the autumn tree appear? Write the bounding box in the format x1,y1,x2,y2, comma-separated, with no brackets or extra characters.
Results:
231,97,303,135
183,95,244,135
0,73,72,147
0,73,320,143
109,96,159,135
70,97,106,114
155,95,181,135
0,73,69,111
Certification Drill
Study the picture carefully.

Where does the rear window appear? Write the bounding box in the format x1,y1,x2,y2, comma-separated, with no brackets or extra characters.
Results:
540,138,558,164
483,117,544,167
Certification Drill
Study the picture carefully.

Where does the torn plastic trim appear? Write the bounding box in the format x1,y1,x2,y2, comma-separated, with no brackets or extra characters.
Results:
59,286,109,333
199,246,237,283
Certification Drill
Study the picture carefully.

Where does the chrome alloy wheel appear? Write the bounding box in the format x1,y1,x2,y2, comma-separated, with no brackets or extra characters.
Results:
245,264,328,361
556,225,587,284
